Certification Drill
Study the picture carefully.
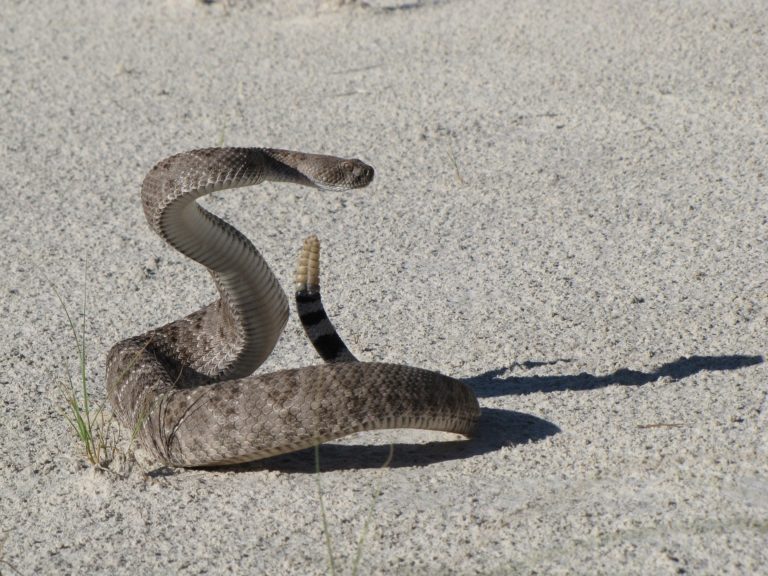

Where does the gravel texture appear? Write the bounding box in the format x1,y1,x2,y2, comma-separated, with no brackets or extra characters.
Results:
1,1,766,574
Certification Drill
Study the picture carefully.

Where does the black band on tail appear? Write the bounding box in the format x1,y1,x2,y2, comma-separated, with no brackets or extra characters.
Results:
295,290,358,363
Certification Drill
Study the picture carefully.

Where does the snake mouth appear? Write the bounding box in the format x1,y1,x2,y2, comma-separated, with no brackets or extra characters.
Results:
354,163,375,185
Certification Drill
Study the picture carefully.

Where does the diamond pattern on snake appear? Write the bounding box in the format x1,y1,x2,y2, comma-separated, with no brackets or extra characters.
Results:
106,147,480,467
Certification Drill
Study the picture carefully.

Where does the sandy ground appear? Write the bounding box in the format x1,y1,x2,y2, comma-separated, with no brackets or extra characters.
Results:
2,0,767,574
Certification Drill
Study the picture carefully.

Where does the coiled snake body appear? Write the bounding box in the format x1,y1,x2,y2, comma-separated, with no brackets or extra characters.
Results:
106,148,479,467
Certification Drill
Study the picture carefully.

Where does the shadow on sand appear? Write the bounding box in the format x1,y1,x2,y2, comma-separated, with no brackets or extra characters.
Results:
192,354,762,474
233,407,556,473
467,354,764,398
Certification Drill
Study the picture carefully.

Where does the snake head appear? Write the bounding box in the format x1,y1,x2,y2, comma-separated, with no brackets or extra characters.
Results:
309,158,375,192
263,149,374,192
299,154,373,192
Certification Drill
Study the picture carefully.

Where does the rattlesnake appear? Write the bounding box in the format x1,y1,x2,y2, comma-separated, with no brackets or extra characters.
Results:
106,147,480,467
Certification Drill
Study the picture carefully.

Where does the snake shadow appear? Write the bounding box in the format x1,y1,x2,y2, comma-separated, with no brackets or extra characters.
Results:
227,408,556,473
467,354,764,398
220,353,762,473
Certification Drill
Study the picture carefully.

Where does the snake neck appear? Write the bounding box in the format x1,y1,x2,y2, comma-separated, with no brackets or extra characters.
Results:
140,149,291,381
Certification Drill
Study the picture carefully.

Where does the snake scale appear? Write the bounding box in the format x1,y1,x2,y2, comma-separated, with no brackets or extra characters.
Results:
106,147,480,467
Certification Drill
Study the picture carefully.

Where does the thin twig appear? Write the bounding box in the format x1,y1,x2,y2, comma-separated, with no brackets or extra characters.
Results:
315,444,337,576
351,444,394,576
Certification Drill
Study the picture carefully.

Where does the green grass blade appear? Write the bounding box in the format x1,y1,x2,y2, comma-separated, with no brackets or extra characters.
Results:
50,269,109,468
51,284,84,370
79,260,89,425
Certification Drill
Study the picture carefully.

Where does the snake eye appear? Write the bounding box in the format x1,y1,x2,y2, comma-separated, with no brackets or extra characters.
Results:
349,162,374,184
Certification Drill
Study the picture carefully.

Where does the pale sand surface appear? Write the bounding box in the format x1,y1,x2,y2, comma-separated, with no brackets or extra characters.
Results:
2,1,767,574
